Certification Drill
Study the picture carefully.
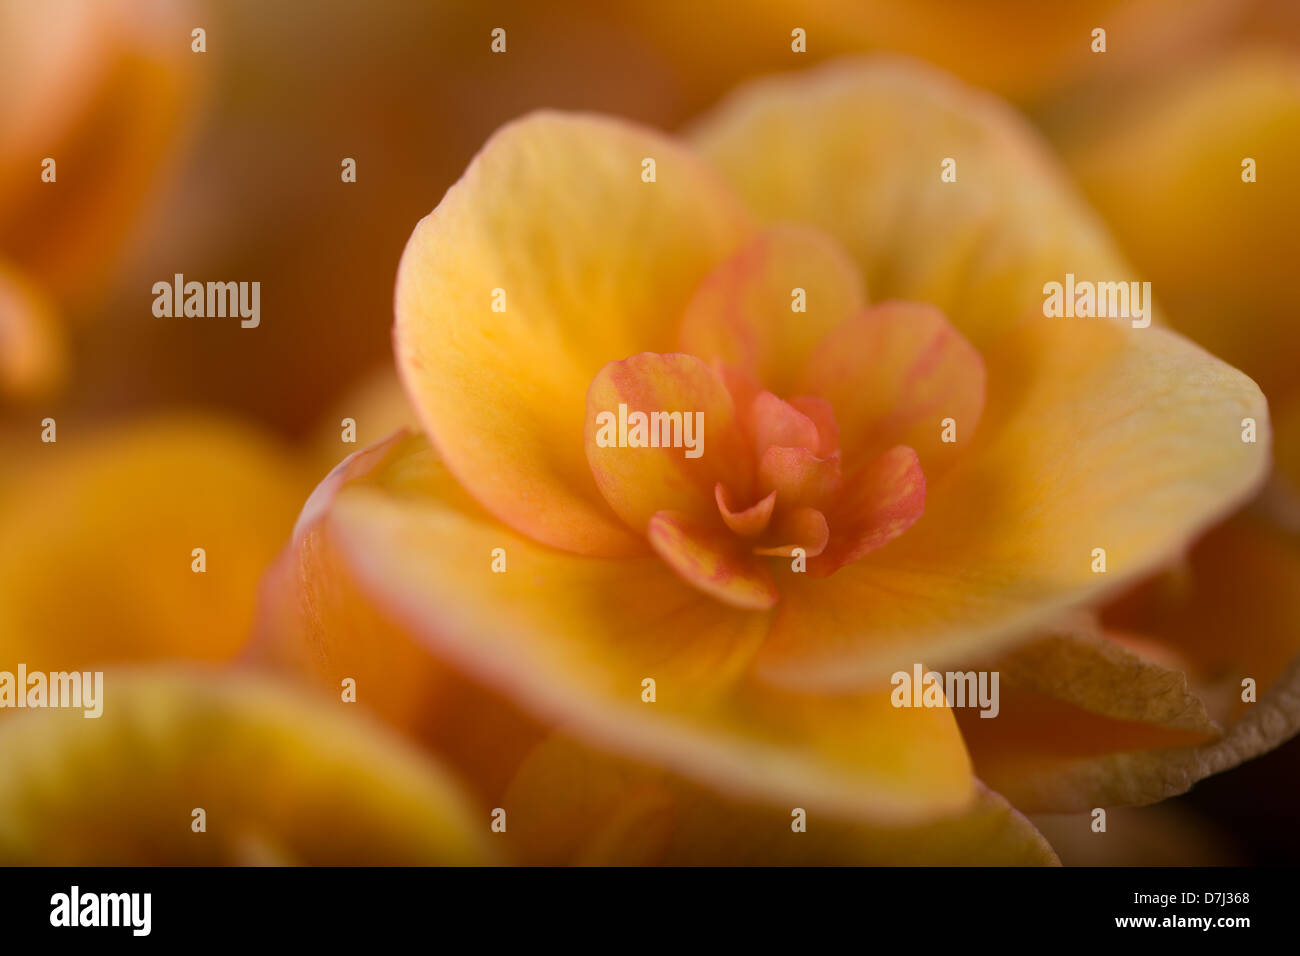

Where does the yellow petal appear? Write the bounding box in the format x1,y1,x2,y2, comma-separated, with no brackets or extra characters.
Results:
257,433,973,822
758,318,1271,689
794,301,985,476
0,669,489,864
500,735,1053,865
395,111,751,556
676,223,865,396
1061,54,1300,502
1061,54,1300,410
689,57,1132,350
0,415,309,669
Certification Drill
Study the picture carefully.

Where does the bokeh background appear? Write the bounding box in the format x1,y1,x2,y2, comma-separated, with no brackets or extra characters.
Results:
2,0,1299,864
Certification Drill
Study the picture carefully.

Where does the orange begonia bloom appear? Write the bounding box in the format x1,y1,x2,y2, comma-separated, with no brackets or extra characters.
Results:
253,59,1277,862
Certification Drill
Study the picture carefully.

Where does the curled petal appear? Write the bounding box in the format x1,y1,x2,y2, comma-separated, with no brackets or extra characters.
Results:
648,510,778,610
993,620,1219,734
715,484,775,538
753,506,829,559
952,617,1233,812
811,445,925,576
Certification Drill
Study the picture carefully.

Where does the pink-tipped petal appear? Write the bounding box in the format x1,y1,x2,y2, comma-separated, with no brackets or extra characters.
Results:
715,484,776,539
811,445,926,576
648,510,779,610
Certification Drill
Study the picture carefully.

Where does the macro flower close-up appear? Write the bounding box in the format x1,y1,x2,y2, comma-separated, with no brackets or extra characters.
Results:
2,0,1300,919
244,56,1283,867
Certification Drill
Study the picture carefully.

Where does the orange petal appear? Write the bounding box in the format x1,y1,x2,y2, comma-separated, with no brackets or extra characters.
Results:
788,395,840,457
796,301,985,475
811,445,926,576
753,506,829,559
395,111,751,557
677,223,865,397
585,352,750,533
715,483,775,538
751,389,821,455
647,510,778,610
757,445,842,507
